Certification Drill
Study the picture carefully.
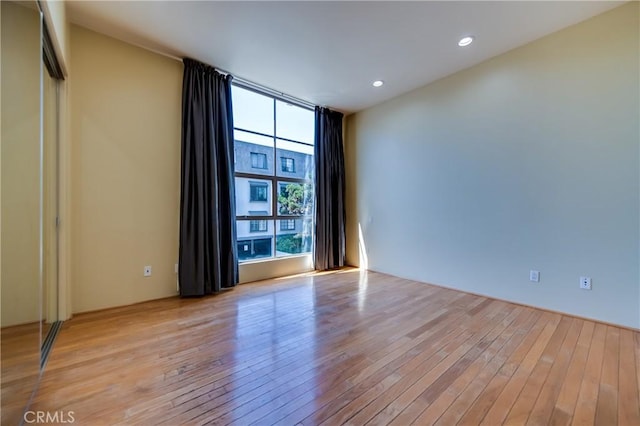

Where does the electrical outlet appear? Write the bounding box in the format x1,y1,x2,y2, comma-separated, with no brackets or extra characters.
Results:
144,266,152,277
579,276,591,290
529,270,540,282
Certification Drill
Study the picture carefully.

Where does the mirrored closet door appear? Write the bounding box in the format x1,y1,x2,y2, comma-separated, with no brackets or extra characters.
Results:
1,1,64,423
42,34,62,365
1,1,44,423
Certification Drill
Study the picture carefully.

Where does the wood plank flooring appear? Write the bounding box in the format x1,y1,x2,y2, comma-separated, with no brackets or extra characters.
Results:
21,269,640,425
1,322,41,425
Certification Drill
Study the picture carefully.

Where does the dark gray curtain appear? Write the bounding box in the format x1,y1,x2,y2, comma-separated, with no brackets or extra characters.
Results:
179,58,238,296
314,107,346,271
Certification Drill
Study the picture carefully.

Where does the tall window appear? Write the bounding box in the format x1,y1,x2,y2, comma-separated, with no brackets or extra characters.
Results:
232,85,315,262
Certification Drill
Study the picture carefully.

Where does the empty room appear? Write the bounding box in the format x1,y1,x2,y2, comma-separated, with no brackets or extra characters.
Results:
1,1,638,425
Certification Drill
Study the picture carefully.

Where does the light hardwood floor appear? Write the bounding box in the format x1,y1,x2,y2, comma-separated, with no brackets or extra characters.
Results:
22,269,640,425
1,322,41,425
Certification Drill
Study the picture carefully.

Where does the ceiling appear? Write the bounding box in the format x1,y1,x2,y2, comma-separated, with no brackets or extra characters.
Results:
67,1,623,114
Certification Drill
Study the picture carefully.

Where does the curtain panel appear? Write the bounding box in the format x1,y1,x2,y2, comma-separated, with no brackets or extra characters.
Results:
179,58,238,296
314,107,346,271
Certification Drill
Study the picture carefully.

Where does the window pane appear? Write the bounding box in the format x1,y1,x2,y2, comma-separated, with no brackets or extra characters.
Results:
232,86,274,136
277,181,313,216
235,177,272,216
276,100,314,144
276,217,313,257
276,139,314,179
237,220,273,261
234,130,274,148
238,219,272,238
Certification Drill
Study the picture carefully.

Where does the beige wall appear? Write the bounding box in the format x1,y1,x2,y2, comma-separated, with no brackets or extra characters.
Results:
346,3,639,328
1,1,42,327
70,25,182,313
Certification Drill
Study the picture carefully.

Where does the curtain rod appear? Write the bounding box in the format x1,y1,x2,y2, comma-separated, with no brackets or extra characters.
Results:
148,47,316,110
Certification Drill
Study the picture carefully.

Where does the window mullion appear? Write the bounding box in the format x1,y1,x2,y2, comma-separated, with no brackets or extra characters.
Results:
272,99,277,221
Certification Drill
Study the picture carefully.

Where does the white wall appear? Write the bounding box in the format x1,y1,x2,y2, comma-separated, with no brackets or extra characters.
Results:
346,3,639,328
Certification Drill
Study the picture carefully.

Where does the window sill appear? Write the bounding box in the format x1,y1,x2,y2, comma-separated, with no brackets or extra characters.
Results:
238,253,314,283
239,252,312,266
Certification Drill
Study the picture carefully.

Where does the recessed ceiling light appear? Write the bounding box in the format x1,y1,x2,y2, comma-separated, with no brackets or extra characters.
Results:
372,80,384,87
458,36,474,47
